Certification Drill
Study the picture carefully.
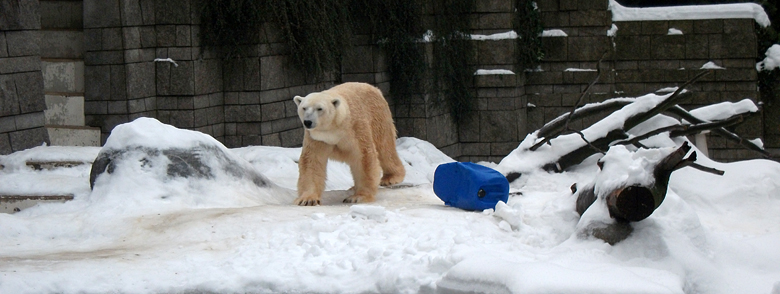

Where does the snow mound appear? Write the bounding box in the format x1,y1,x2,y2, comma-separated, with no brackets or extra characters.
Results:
757,44,780,71
88,117,295,214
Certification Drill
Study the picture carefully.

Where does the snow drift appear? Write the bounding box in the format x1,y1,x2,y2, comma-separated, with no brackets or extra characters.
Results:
0,115,779,294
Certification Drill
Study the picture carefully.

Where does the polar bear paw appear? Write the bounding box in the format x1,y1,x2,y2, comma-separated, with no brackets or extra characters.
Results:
343,193,375,204
380,173,404,186
294,194,321,206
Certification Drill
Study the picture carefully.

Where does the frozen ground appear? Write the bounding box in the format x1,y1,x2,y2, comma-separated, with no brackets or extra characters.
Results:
0,117,779,294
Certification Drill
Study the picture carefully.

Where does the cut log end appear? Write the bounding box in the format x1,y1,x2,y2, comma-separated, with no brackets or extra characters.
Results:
606,185,655,222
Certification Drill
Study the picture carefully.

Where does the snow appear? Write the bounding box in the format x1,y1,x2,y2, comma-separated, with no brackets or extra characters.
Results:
541,29,568,37
656,86,679,93
474,69,515,75
701,61,725,70
564,68,596,72
688,99,758,122
668,28,684,35
470,31,518,41
607,24,618,37
1,117,780,294
468,30,567,40
609,0,771,28
153,57,179,67
749,138,765,149
757,44,780,71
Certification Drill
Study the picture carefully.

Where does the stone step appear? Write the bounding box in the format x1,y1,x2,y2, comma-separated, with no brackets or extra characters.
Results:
40,30,84,59
26,160,91,171
0,194,74,214
45,94,85,126
41,59,84,94
46,125,101,147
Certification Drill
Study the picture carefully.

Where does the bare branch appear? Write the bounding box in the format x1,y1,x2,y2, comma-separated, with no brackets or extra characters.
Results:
563,51,609,132
666,106,771,158
614,125,686,147
669,115,745,137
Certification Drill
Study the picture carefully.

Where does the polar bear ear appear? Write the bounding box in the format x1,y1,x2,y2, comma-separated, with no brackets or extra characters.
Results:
331,99,341,108
293,96,304,106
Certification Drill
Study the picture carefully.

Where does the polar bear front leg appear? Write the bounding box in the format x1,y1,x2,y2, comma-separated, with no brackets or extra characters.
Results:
343,147,381,204
295,138,332,206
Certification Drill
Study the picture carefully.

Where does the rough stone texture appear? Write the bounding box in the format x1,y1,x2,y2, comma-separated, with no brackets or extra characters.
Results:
0,0,41,30
0,1,48,154
68,0,770,162
83,0,121,29
9,127,49,152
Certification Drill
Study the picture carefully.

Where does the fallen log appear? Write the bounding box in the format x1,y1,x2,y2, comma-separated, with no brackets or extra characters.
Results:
573,142,725,244
575,142,701,222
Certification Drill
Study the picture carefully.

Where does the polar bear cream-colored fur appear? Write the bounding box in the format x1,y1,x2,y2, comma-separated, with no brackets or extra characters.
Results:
293,82,405,205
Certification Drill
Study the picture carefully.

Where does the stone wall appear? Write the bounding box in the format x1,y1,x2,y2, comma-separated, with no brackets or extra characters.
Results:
531,0,766,162
612,19,761,161
75,0,774,162
0,0,49,154
82,0,346,148
2,0,769,162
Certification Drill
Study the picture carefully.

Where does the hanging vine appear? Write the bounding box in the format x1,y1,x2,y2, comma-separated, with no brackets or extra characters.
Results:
351,0,426,102
430,0,477,124
514,0,545,69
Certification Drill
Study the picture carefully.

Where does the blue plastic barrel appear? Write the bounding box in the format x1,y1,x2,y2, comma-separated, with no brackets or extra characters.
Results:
433,162,509,211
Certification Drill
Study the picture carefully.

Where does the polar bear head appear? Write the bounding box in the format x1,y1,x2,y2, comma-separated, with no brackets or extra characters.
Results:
293,93,343,130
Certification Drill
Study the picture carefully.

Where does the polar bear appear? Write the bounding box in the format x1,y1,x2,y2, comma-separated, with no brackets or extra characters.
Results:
293,82,406,206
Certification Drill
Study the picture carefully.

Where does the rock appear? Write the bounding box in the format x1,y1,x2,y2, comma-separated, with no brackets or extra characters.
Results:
89,144,268,189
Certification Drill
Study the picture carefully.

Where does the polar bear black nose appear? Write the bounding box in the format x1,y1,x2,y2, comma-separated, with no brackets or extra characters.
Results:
303,120,313,128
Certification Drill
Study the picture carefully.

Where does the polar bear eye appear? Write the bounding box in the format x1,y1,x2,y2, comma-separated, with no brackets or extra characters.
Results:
316,107,323,112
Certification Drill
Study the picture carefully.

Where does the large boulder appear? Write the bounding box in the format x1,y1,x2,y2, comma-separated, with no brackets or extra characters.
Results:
88,118,293,210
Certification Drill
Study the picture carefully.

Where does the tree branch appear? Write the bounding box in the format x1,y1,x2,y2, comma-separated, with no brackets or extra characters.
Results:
666,106,771,158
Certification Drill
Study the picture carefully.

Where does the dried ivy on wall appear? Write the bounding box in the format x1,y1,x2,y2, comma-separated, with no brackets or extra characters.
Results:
351,0,426,102
514,0,545,69
198,0,544,125
430,0,477,124
199,0,351,78
199,0,263,59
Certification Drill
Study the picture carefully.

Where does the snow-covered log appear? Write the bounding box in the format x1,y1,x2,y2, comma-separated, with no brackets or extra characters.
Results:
575,142,697,222
573,142,724,244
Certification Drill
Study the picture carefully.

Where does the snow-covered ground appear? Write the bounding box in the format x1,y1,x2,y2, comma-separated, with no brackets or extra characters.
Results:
1,117,779,294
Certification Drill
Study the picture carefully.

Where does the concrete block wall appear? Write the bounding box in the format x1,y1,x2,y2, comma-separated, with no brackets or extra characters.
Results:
81,0,340,148
611,18,762,161
0,0,49,154
56,0,767,163
528,0,614,134
528,0,765,162
458,0,527,163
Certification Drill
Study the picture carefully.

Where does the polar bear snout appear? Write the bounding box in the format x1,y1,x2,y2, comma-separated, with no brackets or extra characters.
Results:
303,120,314,129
